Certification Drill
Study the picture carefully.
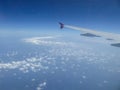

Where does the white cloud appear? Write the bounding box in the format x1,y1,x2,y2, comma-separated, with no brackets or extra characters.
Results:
36,82,46,90
0,57,48,73
23,36,73,46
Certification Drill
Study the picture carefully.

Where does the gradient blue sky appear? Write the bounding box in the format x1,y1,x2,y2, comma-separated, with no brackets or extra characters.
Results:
0,0,120,33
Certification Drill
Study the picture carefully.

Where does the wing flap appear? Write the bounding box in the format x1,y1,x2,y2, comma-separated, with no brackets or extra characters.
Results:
111,43,120,47
80,33,101,37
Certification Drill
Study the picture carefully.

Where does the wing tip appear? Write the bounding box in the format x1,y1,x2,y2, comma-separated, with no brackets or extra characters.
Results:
59,22,64,29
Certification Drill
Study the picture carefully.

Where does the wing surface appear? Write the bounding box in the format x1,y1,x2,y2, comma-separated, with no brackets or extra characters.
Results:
59,23,120,47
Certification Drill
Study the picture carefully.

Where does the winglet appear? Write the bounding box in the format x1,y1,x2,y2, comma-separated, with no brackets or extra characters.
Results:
59,22,64,29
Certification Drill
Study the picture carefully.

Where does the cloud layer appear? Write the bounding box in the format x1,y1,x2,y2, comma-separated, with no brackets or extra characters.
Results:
0,36,119,75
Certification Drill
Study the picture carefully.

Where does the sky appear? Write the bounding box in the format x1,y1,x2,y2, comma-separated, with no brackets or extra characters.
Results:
0,0,120,33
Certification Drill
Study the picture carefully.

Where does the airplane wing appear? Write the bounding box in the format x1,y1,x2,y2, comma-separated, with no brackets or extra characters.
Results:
59,22,120,47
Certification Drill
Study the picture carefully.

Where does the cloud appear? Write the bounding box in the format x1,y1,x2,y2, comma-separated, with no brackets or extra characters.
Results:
23,36,72,46
0,57,48,73
36,82,46,90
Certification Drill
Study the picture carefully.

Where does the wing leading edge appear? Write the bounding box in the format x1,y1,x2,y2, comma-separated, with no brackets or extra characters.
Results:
59,22,120,47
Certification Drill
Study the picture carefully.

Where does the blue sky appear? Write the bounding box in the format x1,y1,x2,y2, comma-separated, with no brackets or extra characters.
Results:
0,0,120,33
